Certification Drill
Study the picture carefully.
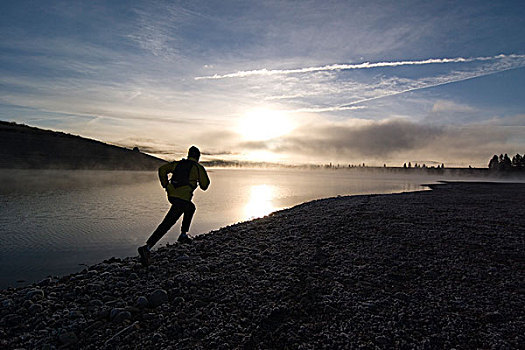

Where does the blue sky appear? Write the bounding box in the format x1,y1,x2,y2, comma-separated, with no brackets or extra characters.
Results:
1,0,524,166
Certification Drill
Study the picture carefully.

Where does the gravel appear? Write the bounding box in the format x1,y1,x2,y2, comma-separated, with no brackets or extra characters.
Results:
1,182,524,349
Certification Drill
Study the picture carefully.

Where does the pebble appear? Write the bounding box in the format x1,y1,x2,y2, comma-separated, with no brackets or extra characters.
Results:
69,310,83,318
484,311,504,323
58,331,78,345
112,310,131,323
172,296,185,306
89,299,104,307
25,289,44,300
28,303,43,314
1,299,14,308
136,296,149,309
37,277,53,286
110,308,125,321
2,313,23,326
176,254,190,262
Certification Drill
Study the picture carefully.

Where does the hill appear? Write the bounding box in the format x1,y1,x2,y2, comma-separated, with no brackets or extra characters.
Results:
0,121,166,170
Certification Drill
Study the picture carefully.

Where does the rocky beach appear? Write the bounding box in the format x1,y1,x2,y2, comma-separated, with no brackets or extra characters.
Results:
1,182,524,349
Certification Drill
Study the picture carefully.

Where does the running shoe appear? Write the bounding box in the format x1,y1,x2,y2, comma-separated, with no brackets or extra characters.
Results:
138,245,151,267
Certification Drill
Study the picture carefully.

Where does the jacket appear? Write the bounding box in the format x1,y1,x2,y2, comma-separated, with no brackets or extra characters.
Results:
158,157,210,202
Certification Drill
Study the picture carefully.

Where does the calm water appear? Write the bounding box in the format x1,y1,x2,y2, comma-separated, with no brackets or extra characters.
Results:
0,168,441,288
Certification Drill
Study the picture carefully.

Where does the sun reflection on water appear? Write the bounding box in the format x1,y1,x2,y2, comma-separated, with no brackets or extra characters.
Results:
244,184,277,220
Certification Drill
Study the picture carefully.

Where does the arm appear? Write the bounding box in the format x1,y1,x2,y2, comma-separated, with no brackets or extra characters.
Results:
198,164,210,191
158,162,176,188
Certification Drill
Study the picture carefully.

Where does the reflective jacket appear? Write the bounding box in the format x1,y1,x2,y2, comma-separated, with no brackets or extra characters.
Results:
158,157,210,202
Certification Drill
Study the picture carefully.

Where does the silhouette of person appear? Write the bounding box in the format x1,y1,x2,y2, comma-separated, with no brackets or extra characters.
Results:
138,146,210,266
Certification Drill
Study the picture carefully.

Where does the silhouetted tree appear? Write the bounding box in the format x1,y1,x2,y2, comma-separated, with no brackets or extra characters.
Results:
498,154,505,171
408,162,412,168
488,155,499,170
501,154,512,171
403,163,407,168
512,154,523,168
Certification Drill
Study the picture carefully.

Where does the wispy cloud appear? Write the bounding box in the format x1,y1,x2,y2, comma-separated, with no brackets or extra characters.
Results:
242,55,525,114
334,58,525,109
195,54,525,80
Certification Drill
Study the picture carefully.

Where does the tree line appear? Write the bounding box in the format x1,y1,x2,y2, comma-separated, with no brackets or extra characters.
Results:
488,153,525,171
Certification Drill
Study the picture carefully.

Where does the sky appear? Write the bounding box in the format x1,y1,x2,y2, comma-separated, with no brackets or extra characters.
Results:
1,0,524,167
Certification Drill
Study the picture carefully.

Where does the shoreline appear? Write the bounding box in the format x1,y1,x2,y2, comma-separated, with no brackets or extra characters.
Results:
0,171,437,289
1,182,524,348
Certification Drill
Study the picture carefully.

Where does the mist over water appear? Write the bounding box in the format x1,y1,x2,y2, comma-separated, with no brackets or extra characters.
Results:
0,168,515,288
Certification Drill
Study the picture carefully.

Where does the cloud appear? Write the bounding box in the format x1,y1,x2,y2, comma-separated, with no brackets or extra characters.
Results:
230,116,524,166
422,125,524,165
234,118,441,158
283,106,366,113
195,54,525,80
431,100,476,113
126,3,207,59
423,100,481,125
483,114,525,127
191,53,525,117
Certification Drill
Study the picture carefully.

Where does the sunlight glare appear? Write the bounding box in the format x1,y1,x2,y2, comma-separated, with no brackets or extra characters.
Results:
244,184,276,220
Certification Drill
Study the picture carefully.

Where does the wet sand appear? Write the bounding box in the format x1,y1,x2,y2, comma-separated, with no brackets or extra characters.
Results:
1,182,524,349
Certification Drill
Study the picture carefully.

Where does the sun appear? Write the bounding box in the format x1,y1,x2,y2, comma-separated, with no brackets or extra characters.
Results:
237,109,295,141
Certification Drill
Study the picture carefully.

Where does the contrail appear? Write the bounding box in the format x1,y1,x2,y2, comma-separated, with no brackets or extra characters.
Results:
195,54,525,80
291,63,525,113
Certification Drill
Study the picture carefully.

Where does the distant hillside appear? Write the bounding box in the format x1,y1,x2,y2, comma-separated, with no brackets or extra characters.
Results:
0,121,167,170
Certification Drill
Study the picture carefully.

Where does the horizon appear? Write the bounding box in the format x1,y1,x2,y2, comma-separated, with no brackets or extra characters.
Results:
1,1,524,167
2,119,512,169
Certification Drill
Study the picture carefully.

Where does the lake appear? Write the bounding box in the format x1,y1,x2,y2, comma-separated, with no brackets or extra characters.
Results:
0,167,471,288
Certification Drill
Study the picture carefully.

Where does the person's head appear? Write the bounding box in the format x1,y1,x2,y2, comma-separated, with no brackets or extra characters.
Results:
188,146,200,161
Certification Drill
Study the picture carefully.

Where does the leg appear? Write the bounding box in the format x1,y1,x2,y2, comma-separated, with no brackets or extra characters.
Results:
146,203,184,248
180,201,196,233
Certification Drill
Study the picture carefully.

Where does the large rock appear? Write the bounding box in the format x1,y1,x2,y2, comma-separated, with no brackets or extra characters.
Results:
148,289,168,308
